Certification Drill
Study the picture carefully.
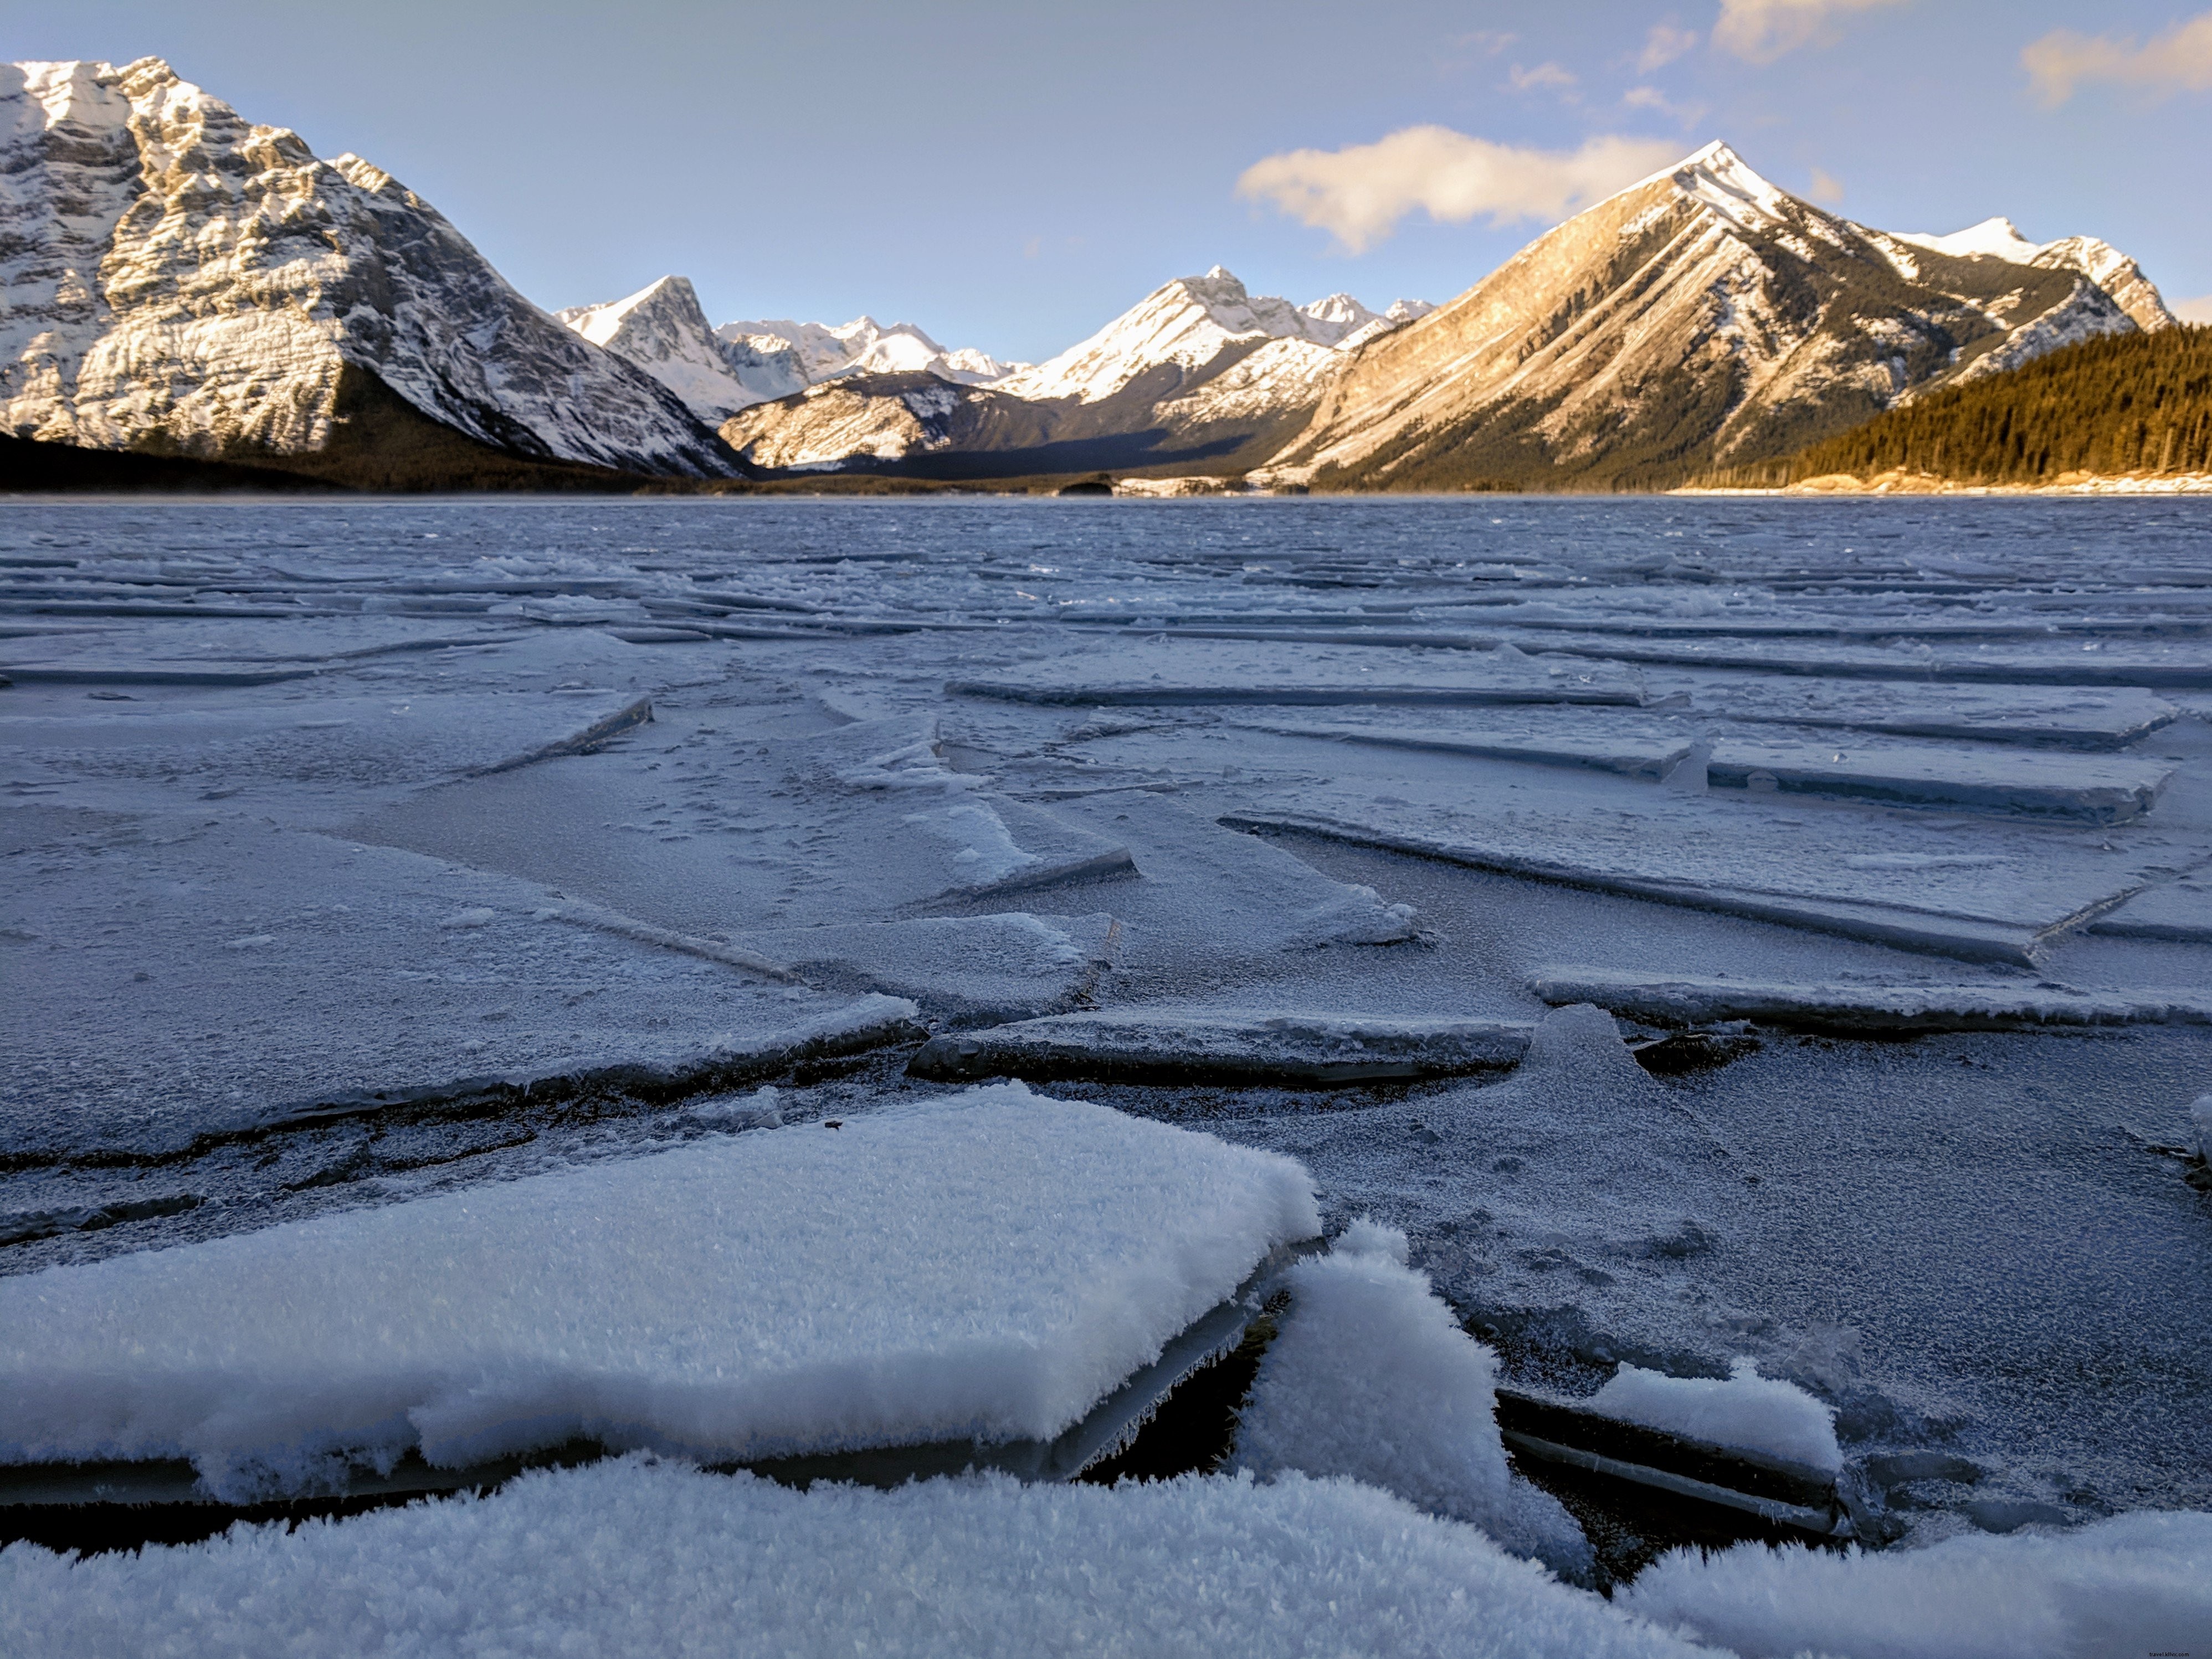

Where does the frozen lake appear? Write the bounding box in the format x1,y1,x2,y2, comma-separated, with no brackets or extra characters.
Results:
3,494,2209,1550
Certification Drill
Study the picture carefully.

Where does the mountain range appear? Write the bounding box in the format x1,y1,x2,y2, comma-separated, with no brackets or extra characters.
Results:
0,60,2185,494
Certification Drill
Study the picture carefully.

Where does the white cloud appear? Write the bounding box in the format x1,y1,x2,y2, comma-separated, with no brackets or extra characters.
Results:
2021,12,2212,106
1639,23,1700,72
1624,85,1708,125
1713,0,1910,63
1236,127,1687,254
2177,295,2212,325
1508,60,1578,93
1808,168,1845,204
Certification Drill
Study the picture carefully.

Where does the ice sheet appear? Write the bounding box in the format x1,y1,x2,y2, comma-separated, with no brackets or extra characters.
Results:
0,1084,1320,1493
0,1460,1717,1659
1530,968,2212,1031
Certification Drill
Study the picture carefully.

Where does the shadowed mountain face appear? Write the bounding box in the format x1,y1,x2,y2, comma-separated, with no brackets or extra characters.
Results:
0,58,737,487
1263,144,2157,494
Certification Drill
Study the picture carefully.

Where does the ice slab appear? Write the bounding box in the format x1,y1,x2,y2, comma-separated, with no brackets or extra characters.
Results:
349,713,1133,941
950,636,1643,708
1669,677,2182,751
2088,872,2212,942
1621,1509,2212,1659
1585,1360,1841,1472
1531,968,2212,1031
1224,715,2174,821
1231,715,1690,779
0,1084,1320,1490
731,912,1119,1021
1522,631,2212,689
1212,732,2202,963
910,1008,1532,1085
1703,737,2172,823
0,686,658,820
1234,1222,1589,1575
0,815,874,1158
0,1461,1716,1659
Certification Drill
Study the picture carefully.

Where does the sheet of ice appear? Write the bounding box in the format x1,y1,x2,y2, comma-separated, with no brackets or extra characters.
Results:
1658,676,2182,751
731,912,1118,1020
1231,713,1691,779
1702,737,2172,823
1530,968,2212,1031
0,815,877,1157
1200,727,2205,962
1587,1360,1841,1471
0,1083,1320,1494
2088,872,2212,943
1620,1509,2212,1659
2190,1094,2212,1162
950,635,1644,707
910,1008,1532,1084
1233,1222,1590,1574
348,712,1133,941
0,1460,1716,1659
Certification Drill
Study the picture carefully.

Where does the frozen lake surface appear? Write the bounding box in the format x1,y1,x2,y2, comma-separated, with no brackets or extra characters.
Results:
3,494,2209,1559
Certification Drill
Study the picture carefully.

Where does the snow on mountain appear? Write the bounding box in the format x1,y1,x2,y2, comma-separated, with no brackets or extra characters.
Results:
0,59,732,477
1901,218,2175,332
998,268,1429,405
715,317,1025,388
557,277,805,422
1264,141,2158,491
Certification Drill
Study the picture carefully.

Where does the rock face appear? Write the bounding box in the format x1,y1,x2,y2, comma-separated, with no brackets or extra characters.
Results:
1898,218,2175,335
1263,144,2164,492
557,277,809,425
718,268,1431,478
0,59,733,481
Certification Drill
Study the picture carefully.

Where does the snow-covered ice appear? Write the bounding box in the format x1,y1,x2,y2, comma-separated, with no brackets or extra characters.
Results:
1233,1221,1590,1573
0,1083,1318,1493
0,1460,1715,1659
1586,1359,1842,1471
1622,1509,2212,1659
1530,968,2212,1031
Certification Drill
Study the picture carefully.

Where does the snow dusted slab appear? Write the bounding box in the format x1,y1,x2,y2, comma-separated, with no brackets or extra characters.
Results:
1230,714,1690,779
2089,871,2212,943
0,816,883,1159
0,1461,1713,1659
1531,968,2212,1031
910,1009,1532,1086
1703,737,2172,823
0,1085,1320,1489
1214,738,2201,964
1621,1510,2212,1659
1583,1362,1840,1472
1674,677,2182,751
950,636,1643,708
731,912,1119,1021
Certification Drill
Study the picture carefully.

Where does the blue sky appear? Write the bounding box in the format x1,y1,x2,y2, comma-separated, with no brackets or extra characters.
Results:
12,1,2211,359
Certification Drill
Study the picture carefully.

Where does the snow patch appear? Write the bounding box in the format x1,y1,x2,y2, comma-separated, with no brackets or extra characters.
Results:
1588,1359,1841,1472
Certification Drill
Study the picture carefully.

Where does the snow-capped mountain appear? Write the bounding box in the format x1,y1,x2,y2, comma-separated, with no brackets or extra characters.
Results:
557,278,807,423
716,317,1024,387
1897,218,2174,334
997,269,1429,404
1262,142,2167,491
0,59,732,482
720,269,1433,477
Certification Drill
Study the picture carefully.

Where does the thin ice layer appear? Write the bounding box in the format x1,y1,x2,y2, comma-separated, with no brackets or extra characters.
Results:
0,1460,1714,1659
0,1085,1320,1492
909,1008,1531,1084
1531,968,2212,1031
1621,1510,2212,1659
